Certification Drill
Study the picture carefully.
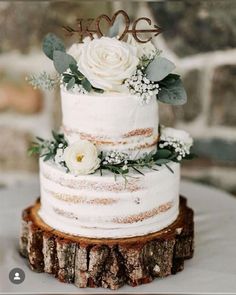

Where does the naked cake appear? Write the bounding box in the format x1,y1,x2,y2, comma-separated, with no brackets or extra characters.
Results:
20,10,194,290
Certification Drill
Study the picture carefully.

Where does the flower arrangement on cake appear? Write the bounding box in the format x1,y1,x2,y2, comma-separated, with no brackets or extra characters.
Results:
29,126,194,180
20,10,195,291
28,11,194,180
29,31,187,105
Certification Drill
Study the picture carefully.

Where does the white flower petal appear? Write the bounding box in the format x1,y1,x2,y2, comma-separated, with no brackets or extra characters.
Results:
77,37,139,91
64,140,100,175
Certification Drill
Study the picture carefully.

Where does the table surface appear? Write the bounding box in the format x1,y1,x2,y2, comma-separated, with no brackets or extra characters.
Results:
0,179,236,294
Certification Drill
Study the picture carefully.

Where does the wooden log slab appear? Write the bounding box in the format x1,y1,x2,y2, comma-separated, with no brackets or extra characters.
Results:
19,196,194,290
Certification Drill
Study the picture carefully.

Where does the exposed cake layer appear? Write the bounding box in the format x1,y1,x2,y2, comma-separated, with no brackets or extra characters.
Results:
61,89,159,159
39,159,180,238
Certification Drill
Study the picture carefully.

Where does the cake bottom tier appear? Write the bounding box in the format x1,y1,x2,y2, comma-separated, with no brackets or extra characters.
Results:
19,196,194,290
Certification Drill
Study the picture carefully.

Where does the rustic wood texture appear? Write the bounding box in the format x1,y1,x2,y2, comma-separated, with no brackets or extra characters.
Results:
19,196,194,290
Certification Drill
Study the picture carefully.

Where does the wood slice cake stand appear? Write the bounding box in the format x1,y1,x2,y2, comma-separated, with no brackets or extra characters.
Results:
19,196,194,290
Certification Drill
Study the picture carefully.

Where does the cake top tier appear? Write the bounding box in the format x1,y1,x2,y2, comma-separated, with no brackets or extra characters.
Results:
61,88,159,159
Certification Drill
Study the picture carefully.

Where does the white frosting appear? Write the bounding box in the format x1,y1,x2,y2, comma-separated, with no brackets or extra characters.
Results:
39,159,180,238
61,89,159,159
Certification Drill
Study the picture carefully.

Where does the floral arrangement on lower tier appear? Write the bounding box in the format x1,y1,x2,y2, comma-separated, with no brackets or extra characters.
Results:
29,127,195,180
28,31,187,106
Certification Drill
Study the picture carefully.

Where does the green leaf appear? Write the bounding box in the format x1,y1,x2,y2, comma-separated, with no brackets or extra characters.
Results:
42,33,65,60
146,57,175,82
92,87,104,93
184,153,197,160
165,163,174,173
63,75,73,83
157,74,187,105
132,166,145,175
28,146,40,156
36,136,44,142
155,149,172,159
159,73,180,85
53,51,77,74
43,153,53,162
69,64,84,78
107,16,122,38
69,63,78,72
66,77,76,90
81,78,92,92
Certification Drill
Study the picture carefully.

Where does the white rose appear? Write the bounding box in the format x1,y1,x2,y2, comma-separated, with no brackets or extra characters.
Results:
126,35,157,59
67,36,96,62
160,127,193,147
64,140,100,175
67,43,83,62
77,37,139,91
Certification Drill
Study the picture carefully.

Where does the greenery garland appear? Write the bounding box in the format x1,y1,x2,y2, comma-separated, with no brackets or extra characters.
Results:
29,131,195,180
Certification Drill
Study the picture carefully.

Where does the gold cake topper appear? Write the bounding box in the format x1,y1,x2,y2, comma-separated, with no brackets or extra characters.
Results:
63,10,162,43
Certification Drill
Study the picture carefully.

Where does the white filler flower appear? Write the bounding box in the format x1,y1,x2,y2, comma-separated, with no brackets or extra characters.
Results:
77,37,139,91
161,127,193,145
64,140,100,175
160,127,193,160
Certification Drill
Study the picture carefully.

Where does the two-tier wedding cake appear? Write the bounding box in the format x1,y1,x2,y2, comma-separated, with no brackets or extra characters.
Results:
20,11,194,290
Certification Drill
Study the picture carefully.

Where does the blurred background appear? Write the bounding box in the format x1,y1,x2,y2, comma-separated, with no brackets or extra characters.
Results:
0,0,235,195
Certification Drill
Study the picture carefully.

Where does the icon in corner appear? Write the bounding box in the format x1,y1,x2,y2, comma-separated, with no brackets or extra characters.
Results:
9,268,25,284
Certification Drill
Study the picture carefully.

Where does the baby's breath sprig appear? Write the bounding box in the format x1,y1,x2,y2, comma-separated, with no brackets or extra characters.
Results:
102,151,129,166
26,72,60,91
99,151,129,179
124,69,159,105
100,150,164,180
159,134,193,162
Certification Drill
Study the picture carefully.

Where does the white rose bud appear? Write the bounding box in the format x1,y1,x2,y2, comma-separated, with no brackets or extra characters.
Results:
64,140,100,175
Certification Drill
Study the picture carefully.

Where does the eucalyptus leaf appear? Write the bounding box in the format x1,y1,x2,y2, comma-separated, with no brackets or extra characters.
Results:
146,57,175,82
157,74,187,105
63,75,73,83
81,78,92,92
107,16,123,38
159,73,180,85
42,33,65,60
69,64,79,73
66,77,76,90
69,64,84,78
155,149,172,159
53,51,77,74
